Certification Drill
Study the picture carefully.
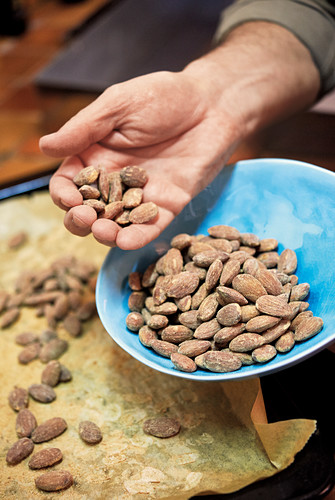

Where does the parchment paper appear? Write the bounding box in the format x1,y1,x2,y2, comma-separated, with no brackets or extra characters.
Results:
0,192,316,499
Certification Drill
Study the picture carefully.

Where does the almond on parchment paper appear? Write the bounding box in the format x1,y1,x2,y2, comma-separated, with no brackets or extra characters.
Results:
35,470,74,492
28,384,56,404
6,437,34,465
29,448,63,469
31,417,67,443
8,387,29,412
143,417,181,438
16,409,37,438
79,421,103,444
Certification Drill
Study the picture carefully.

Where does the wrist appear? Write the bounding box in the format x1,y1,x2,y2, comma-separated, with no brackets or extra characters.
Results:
183,22,320,141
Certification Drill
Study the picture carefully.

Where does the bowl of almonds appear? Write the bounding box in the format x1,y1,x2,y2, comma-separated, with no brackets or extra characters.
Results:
96,158,335,380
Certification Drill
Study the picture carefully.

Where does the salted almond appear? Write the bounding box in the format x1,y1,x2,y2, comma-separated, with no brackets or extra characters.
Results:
216,303,241,326
216,286,248,306
255,269,283,296
229,333,265,352
278,248,298,275
208,225,240,240
252,344,277,363
255,295,292,318
202,351,242,372
245,315,281,333
219,259,241,285
129,202,158,224
294,317,323,341
232,274,267,303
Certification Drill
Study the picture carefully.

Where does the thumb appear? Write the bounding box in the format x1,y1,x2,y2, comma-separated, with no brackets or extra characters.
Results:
39,88,117,158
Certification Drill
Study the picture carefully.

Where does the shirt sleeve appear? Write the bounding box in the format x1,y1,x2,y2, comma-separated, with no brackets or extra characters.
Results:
214,0,335,96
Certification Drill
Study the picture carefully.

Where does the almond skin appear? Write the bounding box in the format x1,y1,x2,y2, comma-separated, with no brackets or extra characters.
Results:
202,351,242,372
129,202,158,224
35,470,73,492
232,274,267,303
294,317,324,341
255,295,292,318
29,448,63,469
6,438,34,465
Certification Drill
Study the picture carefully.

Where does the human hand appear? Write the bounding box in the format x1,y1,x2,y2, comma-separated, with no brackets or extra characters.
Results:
39,70,237,250
40,22,319,250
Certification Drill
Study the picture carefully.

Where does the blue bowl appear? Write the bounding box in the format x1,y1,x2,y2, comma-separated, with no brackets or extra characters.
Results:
96,158,335,381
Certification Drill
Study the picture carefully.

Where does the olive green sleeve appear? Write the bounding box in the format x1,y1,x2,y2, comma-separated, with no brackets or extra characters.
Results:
214,0,335,95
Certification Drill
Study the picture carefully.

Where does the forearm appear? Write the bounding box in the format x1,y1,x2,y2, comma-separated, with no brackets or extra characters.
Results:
183,21,320,145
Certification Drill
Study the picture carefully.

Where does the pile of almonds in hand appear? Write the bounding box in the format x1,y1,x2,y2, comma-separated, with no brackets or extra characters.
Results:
73,165,159,225
3,254,103,492
126,224,324,373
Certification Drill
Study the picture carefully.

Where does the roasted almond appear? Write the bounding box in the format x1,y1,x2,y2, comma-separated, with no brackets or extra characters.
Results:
202,351,242,372
252,344,277,363
8,387,29,411
73,166,99,186
277,248,297,275
245,315,281,333
79,421,103,444
255,269,283,295
208,225,240,240
216,303,241,326
16,409,37,438
232,274,267,303
229,333,265,352
129,202,158,224
143,417,180,438
31,417,67,443
29,448,63,469
28,384,56,404
161,325,193,343
170,352,197,372
120,165,148,187
255,295,292,318
216,286,248,306
35,470,73,492
294,317,323,341
213,323,246,346
219,259,241,285
178,339,211,357
6,437,34,465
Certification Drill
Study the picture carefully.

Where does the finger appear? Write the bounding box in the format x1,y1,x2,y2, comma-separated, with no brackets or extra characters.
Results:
64,205,97,237
115,207,174,250
49,157,84,210
39,89,117,158
90,218,120,247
